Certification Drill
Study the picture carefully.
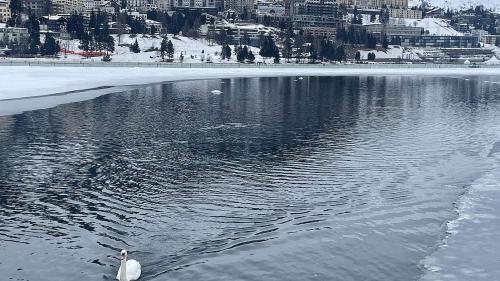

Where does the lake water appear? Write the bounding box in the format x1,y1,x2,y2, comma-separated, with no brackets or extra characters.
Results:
1,75,500,281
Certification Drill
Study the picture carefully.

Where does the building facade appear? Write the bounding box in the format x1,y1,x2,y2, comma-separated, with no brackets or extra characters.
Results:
224,0,254,16
392,34,479,48
0,0,10,23
0,23,29,44
292,0,345,30
389,8,421,19
25,0,49,17
363,23,423,36
52,0,82,14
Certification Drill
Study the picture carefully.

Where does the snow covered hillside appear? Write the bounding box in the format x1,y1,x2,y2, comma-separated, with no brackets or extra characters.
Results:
54,34,262,63
393,18,463,36
409,0,500,11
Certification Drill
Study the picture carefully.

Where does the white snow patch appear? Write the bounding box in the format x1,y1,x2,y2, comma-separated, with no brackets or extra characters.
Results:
399,18,463,36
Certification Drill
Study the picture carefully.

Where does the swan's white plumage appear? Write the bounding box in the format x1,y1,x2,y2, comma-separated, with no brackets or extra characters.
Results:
116,250,141,281
117,260,141,281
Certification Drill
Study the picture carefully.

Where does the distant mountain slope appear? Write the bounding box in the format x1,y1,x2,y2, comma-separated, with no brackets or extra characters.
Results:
409,0,500,11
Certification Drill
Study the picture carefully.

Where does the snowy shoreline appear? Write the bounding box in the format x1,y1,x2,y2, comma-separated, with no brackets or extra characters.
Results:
2,65,500,101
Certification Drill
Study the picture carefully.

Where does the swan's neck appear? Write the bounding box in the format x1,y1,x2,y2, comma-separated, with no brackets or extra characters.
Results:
120,259,127,281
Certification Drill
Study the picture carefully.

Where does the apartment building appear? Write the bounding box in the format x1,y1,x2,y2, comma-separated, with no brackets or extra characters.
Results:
0,0,10,23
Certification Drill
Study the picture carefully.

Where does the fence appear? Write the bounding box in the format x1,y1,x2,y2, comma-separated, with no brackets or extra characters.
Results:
2,60,500,69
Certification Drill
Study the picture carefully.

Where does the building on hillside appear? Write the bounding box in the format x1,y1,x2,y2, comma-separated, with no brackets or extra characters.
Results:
173,0,221,13
303,26,337,38
145,19,162,33
453,23,470,33
128,11,148,20
108,22,131,34
291,0,346,30
425,7,443,18
363,23,423,36
224,0,254,17
256,3,288,27
0,23,29,44
207,23,277,46
482,34,500,45
52,0,82,14
126,0,160,11
391,34,479,48
25,0,50,17
82,0,116,15
0,0,10,23
354,0,408,9
389,8,421,19
338,0,354,6
470,29,489,42
156,0,172,10
38,15,68,33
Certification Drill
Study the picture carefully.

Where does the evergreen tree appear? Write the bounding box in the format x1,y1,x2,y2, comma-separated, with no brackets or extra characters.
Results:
259,35,277,61
79,32,92,56
335,45,345,62
247,50,255,63
496,37,500,47
237,45,248,62
225,45,231,60
67,13,85,40
379,7,390,25
27,14,41,55
382,34,389,49
41,33,60,56
273,48,280,64
130,39,141,53
282,35,292,62
293,34,305,63
160,38,168,60
106,35,115,54
8,0,23,26
355,51,361,61
167,40,174,60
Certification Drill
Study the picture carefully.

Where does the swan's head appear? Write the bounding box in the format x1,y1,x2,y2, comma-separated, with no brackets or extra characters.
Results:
120,249,128,260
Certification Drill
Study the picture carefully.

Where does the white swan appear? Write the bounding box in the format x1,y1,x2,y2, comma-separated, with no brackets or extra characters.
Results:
211,90,222,95
116,249,141,281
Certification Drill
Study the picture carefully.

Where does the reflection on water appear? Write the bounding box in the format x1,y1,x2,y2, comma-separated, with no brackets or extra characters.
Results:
1,76,500,281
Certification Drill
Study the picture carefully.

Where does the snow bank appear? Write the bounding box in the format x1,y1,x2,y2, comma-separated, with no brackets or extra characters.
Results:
2,65,500,102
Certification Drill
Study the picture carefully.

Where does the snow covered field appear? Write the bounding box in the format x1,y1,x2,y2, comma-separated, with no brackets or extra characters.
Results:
6,34,264,64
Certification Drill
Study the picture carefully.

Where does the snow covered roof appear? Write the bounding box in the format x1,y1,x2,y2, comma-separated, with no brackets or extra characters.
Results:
41,15,67,21
145,19,161,25
485,56,500,65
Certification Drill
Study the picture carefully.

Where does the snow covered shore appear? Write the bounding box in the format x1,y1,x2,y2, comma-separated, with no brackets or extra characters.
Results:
2,65,500,101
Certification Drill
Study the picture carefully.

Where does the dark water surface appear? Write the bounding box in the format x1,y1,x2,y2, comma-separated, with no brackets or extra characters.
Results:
1,76,500,281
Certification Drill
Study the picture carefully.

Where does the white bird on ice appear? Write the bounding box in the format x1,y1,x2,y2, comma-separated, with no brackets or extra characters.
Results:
211,90,222,95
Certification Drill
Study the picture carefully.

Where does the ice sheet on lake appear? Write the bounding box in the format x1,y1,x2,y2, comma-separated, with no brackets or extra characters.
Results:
420,146,500,280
